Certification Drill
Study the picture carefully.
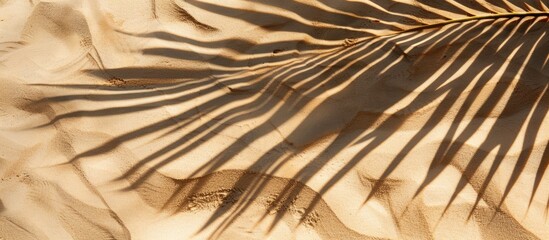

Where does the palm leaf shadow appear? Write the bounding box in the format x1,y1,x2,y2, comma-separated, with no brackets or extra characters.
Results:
27,0,549,238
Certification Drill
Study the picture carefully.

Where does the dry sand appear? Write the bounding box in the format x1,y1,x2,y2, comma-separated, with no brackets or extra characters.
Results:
1,0,548,239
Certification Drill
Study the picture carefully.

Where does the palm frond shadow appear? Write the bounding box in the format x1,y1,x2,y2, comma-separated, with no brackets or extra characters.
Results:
29,0,549,238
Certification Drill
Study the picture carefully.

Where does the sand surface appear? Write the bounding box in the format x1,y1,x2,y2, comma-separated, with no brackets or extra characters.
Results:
1,0,548,239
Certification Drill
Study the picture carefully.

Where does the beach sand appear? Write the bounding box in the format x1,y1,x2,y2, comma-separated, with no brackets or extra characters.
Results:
0,0,548,239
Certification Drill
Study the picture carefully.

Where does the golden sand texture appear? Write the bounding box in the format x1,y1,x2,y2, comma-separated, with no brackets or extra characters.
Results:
1,0,548,239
